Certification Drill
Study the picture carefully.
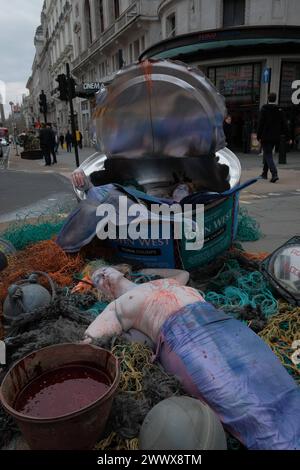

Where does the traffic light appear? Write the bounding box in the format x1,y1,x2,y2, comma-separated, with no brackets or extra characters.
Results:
39,90,47,114
56,74,68,101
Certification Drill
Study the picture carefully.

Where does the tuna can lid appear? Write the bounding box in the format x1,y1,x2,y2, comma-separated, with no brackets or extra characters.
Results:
216,147,241,189
93,59,227,159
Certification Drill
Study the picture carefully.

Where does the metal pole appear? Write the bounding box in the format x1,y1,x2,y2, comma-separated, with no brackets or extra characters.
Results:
10,102,19,156
66,63,79,168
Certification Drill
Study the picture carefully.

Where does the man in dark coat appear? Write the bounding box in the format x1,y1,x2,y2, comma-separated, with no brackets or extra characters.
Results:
65,130,73,153
223,115,233,150
39,123,53,166
257,93,289,183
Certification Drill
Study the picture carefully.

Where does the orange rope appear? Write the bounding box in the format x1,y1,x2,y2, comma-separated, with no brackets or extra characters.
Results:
0,240,85,337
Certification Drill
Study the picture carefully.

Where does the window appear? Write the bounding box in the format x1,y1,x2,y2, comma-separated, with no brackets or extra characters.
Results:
223,0,245,28
114,0,120,20
99,62,106,78
129,43,133,63
208,63,261,105
90,68,96,81
140,35,145,52
99,0,104,32
84,0,93,46
134,40,140,60
112,53,119,72
78,35,82,54
166,13,176,38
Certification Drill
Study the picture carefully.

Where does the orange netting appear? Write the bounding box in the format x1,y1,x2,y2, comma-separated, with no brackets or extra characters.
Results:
242,252,269,262
0,240,85,337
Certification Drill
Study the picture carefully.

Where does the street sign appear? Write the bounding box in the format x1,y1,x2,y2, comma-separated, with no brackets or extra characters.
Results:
262,67,271,84
83,82,103,91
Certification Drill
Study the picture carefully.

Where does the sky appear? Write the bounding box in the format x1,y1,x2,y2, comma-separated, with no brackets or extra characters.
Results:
0,0,44,117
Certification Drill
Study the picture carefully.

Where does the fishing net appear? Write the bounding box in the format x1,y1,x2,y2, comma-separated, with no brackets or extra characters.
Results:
259,302,300,384
190,249,278,327
0,203,296,451
0,199,77,251
0,291,185,451
236,207,262,242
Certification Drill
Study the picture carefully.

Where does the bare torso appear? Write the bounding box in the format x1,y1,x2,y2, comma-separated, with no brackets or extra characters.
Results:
85,278,204,343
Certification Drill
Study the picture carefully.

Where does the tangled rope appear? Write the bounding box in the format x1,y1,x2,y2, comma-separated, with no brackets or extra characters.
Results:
236,207,262,242
259,303,300,383
200,257,278,322
0,240,85,337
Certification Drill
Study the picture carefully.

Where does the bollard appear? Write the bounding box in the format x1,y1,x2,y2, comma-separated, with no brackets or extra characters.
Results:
278,135,287,164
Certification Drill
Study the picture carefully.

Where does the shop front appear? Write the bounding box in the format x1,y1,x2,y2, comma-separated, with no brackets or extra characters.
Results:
140,26,300,152
279,61,300,148
207,62,261,151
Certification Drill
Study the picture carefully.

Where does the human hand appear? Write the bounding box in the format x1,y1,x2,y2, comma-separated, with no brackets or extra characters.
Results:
72,169,90,190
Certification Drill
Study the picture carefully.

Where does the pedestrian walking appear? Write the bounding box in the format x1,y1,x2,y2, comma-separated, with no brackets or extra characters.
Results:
65,130,73,153
257,93,290,183
39,123,52,166
59,134,65,149
79,130,83,149
47,123,57,164
53,125,59,154
223,115,233,150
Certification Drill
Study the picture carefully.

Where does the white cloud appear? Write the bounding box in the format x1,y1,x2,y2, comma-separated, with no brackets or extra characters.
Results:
3,81,29,116
0,0,44,117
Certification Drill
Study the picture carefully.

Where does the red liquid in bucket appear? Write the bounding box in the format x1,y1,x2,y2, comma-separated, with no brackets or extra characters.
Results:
15,364,110,419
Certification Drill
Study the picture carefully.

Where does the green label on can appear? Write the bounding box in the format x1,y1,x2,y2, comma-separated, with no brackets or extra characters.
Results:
180,197,236,269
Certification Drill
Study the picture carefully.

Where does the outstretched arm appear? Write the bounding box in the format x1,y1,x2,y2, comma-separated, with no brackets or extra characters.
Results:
84,301,123,341
140,268,190,286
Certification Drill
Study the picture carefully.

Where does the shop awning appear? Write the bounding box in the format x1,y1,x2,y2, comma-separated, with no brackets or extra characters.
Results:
140,26,300,62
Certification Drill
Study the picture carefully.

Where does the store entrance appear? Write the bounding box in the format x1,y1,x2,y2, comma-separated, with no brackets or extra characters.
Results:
226,103,260,152
207,62,261,152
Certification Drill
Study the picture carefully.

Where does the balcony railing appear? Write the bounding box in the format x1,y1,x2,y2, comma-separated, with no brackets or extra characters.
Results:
72,0,159,70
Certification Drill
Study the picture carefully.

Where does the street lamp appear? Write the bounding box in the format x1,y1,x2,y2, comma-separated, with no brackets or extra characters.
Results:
9,101,19,156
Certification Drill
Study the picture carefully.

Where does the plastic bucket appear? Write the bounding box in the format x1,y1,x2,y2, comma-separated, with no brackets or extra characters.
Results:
0,343,120,450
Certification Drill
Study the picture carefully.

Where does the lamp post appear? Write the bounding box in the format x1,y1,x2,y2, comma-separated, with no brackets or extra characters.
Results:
9,101,19,156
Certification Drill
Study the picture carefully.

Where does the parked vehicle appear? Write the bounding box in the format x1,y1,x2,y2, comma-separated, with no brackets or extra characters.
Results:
0,137,9,146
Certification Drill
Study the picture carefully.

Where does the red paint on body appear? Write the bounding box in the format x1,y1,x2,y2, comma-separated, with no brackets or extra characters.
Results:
15,364,110,419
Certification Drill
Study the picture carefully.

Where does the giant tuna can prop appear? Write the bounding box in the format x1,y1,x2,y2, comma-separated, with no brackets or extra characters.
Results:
73,60,256,269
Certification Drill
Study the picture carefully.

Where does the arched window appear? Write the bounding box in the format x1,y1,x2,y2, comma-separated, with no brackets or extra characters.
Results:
84,0,93,46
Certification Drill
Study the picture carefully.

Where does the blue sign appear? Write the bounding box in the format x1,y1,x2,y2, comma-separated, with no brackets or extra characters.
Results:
262,68,271,84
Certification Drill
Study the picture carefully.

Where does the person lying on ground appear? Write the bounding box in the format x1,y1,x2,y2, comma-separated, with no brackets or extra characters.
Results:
83,267,300,451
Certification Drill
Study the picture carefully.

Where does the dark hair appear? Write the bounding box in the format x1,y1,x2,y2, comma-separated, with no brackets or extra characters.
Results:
268,93,277,103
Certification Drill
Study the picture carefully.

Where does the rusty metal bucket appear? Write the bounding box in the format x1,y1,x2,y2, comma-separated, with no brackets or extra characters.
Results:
0,343,120,450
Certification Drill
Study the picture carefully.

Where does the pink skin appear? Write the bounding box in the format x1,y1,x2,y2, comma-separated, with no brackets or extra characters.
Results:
84,268,204,343
72,169,91,190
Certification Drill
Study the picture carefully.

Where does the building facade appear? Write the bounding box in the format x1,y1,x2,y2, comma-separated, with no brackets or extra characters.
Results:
142,0,300,149
71,0,161,145
26,1,74,134
26,0,300,149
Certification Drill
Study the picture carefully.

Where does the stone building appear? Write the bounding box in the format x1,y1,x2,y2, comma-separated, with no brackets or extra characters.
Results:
142,0,300,149
26,0,300,149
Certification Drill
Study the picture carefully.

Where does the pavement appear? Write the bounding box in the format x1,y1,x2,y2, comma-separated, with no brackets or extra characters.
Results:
6,145,95,179
238,151,300,252
1,145,300,254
